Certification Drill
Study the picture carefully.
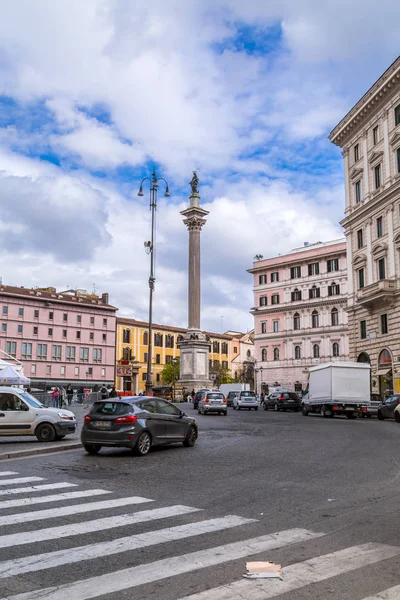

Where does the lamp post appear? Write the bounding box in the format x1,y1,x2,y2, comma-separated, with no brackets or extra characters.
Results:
138,171,170,395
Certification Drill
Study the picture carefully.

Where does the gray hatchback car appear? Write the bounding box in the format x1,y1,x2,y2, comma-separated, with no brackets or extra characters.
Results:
81,396,198,456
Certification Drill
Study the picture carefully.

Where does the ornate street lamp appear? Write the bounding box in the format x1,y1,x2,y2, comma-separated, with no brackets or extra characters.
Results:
138,171,170,395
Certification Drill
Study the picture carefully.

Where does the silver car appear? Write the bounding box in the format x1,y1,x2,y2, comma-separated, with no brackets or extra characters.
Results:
81,396,198,456
198,391,227,416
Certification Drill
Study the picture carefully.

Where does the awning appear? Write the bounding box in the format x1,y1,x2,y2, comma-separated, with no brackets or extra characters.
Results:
376,369,391,376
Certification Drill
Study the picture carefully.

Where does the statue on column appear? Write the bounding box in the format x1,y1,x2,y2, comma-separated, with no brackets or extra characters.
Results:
189,171,199,195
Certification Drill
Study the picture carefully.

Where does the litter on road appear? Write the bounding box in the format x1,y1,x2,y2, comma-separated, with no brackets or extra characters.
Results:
243,561,283,579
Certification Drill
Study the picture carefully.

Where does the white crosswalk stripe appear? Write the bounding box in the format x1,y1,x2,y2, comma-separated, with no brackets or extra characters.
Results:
361,587,400,599
0,515,256,578
0,504,202,548
176,543,400,599
0,482,77,496
0,471,19,476
3,528,323,600
0,476,44,486
0,495,152,526
0,489,111,509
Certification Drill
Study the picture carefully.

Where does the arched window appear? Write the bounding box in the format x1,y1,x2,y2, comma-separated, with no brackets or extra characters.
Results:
123,329,130,344
143,331,148,346
294,345,301,360
378,349,392,366
312,310,319,328
332,342,339,357
247,349,251,358
261,348,267,362
273,348,280,361
154,333,163,347
313,344,320,358
309,285,320,299
122,347,132,361
291,288,302,301
293,312,300,330
331,308,339,326
222,342,229,354
166,335,174,348
328,282,340,296
357,352,370,364
212,341,220,353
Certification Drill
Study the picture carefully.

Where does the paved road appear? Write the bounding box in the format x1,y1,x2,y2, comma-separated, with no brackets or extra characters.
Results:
1,404,400,600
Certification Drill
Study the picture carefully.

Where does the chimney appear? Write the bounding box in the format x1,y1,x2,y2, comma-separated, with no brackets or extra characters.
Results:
101,293,109,304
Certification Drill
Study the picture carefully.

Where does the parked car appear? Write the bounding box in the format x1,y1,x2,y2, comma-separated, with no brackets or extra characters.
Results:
193,389,212,410
359,394,382,418
264,392,300,412
377,395,400,420
226,391,239,407
393,403,400,423
233,391,258,411
198,391,227,416
0,387,76,441
81,396,198,456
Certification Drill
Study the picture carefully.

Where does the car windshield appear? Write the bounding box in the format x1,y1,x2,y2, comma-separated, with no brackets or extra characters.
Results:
241,391,254,397
19,392,43,408
91,402,131,415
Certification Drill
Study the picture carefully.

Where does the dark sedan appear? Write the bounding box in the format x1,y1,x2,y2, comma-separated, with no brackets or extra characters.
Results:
263,392,301,412
377,395,400,420
81,396,198,456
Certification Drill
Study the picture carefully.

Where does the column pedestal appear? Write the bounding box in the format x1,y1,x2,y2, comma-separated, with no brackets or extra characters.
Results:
178,330,212,392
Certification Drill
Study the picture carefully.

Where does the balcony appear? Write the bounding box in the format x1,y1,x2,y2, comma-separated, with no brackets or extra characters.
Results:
357,279,397,309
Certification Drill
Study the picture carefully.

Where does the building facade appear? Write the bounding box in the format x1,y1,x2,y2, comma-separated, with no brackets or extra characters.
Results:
249,240,349,393
329,56,400,397
0,285,117,388
226,330,255,379
116,317,233,393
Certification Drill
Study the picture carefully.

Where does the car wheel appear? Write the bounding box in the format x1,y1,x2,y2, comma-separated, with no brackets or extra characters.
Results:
183,425,197,447
301,405,309,416
35,423,56,442
263,404,268,411
321,405,332,418
395,412,400,423
134,431,152,456
377,411,384,421
84,444,101,455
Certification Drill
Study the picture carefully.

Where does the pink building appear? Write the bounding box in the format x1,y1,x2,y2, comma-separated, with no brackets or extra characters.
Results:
0,285,117,389
249,240,349,393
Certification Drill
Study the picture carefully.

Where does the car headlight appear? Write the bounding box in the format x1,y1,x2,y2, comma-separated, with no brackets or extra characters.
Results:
58,412,74,420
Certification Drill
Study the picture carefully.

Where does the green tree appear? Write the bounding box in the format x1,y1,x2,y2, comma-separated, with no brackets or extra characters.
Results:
209,363,234,387
161,358,180,385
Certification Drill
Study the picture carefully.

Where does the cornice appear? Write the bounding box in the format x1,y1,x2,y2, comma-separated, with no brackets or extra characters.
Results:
254,325,349,342
340,178,400,229
329,56,400,147
251,297,348,315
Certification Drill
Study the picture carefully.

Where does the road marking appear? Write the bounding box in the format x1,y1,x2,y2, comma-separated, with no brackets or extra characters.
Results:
177,543,400,599
0,515,256,578
0,476,44,486
0,482,77,496
0,495,152,526
0,489,111,509
360,586,400,599
3,528,323,600
0,471,19,476
0,504,202,548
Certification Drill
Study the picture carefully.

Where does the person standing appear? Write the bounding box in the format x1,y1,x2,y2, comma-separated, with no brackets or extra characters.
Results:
66,384,73,406
59,386,66,408
100,384,109,400
52,387,59,408
77,387,84,404
109,386,118,398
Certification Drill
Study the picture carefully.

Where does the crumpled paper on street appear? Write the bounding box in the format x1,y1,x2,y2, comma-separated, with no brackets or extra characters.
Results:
243,561,283,579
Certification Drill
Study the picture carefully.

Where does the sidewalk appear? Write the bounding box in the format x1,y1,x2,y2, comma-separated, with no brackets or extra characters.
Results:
0,404,87,460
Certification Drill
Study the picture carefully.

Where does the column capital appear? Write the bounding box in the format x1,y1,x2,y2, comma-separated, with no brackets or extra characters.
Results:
183,216,207,232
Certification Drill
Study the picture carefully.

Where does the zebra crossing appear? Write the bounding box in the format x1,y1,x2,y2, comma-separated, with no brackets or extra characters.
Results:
1,469,399,600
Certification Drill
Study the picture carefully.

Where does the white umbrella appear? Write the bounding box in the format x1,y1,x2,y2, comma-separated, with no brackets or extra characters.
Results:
0,366,30,385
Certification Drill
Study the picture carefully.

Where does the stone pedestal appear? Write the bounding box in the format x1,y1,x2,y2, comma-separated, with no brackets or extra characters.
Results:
178,330,211,392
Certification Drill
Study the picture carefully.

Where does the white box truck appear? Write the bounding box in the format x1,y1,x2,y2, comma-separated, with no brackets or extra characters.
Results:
302,362,371,419
218,383,250,396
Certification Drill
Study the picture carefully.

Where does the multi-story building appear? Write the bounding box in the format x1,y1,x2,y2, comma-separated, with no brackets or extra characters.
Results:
0,285,117,388
329,56,400,397
249,240,349,393
226,330,255,379
116,317,233,393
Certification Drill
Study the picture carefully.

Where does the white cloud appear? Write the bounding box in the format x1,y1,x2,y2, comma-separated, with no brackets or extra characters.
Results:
0,0,397,332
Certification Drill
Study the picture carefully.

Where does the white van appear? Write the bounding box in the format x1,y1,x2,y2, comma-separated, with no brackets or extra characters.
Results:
0,387,76,441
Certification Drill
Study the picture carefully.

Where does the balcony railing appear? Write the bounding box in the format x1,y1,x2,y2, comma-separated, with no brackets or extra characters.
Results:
357,279,397,309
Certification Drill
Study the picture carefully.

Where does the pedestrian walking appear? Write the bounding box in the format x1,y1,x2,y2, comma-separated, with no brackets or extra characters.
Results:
51,387,59,408
109,386,118,398
100,384,109,400
66,384,73,406
59,386,67,407
77,387,84,404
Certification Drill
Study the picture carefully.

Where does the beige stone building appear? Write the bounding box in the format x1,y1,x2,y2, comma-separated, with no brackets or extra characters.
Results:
329,56,400,397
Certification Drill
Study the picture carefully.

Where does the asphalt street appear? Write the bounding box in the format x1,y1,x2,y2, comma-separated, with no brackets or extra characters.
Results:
1,404,400,600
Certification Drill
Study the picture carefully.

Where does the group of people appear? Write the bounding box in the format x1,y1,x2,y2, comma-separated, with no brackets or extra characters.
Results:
51,385,75,408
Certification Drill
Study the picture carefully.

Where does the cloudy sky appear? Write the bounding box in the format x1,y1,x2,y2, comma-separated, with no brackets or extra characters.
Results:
0,1,398,333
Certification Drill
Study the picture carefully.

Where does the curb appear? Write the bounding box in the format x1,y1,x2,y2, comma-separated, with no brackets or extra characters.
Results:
0,442,82,461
